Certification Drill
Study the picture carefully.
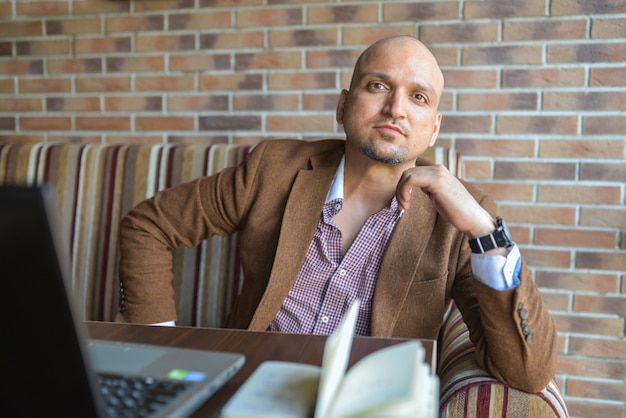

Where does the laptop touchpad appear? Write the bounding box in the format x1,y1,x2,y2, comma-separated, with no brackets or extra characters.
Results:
88,341,166,374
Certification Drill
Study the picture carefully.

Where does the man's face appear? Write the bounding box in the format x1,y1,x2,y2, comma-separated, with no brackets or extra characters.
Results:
337,39,443,165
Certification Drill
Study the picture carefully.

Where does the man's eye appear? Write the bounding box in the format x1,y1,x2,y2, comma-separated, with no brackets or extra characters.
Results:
369,82,386,90
413,93,427,103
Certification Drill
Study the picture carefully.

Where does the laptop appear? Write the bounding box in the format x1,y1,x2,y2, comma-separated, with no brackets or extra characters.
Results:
0,186,245,418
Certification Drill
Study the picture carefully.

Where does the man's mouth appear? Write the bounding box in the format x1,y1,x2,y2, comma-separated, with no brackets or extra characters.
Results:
376,124,405,136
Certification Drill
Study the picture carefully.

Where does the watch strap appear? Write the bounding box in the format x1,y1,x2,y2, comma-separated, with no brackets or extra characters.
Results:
468,217,512,254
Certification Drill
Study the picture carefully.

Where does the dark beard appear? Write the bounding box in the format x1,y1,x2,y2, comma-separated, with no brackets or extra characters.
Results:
359,141,406,165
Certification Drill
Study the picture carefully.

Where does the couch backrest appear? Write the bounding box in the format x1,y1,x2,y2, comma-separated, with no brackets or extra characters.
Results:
0,141,463,327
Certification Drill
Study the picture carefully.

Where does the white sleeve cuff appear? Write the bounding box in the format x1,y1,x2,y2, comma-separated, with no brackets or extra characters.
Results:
150,320,176,327
470,244,521,290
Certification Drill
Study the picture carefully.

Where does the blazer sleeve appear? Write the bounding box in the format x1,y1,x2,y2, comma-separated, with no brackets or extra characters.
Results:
451,191,557,393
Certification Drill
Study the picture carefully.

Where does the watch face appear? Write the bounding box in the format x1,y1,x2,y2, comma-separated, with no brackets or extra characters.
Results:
497,217,513,246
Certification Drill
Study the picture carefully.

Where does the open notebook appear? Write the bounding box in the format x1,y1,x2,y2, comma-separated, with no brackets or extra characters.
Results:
0,186,245,418
222,300,439,418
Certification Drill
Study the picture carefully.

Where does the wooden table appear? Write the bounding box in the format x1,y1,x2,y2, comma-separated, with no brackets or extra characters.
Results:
87,321,436,418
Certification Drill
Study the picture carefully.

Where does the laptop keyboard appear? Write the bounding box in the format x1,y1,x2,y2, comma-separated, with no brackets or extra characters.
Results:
97,373,192,417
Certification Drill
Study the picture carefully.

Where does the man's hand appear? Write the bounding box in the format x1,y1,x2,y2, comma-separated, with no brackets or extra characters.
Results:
396,164,496,239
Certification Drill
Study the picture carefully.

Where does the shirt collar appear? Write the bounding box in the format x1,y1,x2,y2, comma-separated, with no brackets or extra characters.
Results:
325,154,345,203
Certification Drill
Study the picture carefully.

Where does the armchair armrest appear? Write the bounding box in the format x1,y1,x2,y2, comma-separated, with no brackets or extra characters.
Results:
438,303,568,418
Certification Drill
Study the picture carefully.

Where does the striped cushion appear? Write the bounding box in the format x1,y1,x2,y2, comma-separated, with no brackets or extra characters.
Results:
438,303,569,417
0,142,250,326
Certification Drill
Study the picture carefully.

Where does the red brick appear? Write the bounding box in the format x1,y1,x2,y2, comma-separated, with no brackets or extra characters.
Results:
553,313,623,336
105,96,162,112
200,0,263,6
0,3,11,17
540,139,624,159
458,92,537,111
577,251,626,272
496,115,578,134
465,0,545,18
441,69,498,88
234,94,299,111
267,115,335,132
557,356,626,380
46,17,101,35
520,248,571,269
0,97,43,112
200,31,264,50
136,116,195,131
307,49,361,69
170,54,231,72
237,7,302,27
199,115,261,131
536,271,619,293
0,20,43,37
268,71,336,90
73,0,130,15
46,97,100,112
75,76,131,92
169,11,231,30
539,184,621,204
136,34,195,52
15,1,69,16
384,2,459,21
535,228,616,249
76,116,130,131
456,139,535,158
269,28,338,47
463,45,543,65
135,0,194,12
308,4,377,24
429,47,460,66
19,78,71,93
544,91,626,111
48,135,101,144
499,203,576,225
575,295,626,316
541,292,570,311
503,19,587,41
592,17,626,38
0,59,44,75
567,378,626,402
566,400,624,418
16,39,71,56
167,95,228,112
236,51,302,70
583,116,626,135
552,0,626,16
106,56,165,73
135,76,194,92
343,26,415,46
20,116,71,131
304,94,340,111
167,135,228,145
0,79,14,94
106,15,164,33
200,74,262,91
106,135,164,145
548,42,626,63
580,207,626,229
0,135,45,144
590,66,626,87
581,162,626,181
472,182,534,202
47,58,101,74
502,67,585,88
75,37,131,54
0,117,16,130
495,161,576,180
421,22,499,44
571,336,626,359
462,160,491,179
439,116,492,134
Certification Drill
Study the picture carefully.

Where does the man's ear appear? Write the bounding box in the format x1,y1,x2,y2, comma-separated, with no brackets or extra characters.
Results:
428,113,442,147
336,89,349,124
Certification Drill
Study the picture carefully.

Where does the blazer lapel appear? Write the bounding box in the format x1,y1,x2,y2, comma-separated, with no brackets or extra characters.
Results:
248,146,344,330
370,177,439,337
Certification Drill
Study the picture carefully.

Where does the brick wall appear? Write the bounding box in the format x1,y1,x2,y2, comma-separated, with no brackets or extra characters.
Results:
1,0,625,416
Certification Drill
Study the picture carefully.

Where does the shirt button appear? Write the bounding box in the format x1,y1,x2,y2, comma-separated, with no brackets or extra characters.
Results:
321,316,329,323
334,203,342,210
339,269,347,276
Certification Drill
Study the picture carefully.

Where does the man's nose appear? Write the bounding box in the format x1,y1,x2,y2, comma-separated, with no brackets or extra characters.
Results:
382,90,407,119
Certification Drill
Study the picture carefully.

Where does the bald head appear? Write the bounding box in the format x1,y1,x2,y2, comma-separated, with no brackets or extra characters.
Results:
349,36,445,105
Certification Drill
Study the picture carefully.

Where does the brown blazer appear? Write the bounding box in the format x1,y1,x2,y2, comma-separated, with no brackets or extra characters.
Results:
118,138,556,392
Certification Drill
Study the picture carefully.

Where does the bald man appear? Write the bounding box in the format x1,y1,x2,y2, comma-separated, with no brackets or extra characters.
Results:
118,36,556,392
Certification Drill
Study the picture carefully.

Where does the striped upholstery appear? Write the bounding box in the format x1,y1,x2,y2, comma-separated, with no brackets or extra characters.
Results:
438,303,569,417
0,142,250,327
0,140,566,417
